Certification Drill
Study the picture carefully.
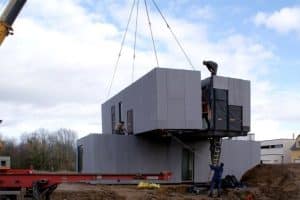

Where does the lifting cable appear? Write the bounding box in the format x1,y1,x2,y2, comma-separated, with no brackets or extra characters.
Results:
150,0,196,70
107,0,196,97
107,0,136,98
144,0,159,68
132,0,140,82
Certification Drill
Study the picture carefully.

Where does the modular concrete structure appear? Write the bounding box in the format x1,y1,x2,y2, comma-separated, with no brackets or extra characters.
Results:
78,67,256,183
77,134,260,183
102,68,251,138
102,68,202,135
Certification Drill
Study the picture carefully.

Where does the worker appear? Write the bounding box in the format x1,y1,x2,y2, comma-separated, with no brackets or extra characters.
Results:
115,121,128,135
208,162,224,197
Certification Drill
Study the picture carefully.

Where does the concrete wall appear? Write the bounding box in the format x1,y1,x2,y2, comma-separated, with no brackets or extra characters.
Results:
77,134,260,183
102,68,202,134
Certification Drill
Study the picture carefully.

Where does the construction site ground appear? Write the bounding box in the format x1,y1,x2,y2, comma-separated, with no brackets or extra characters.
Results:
52,164,300,200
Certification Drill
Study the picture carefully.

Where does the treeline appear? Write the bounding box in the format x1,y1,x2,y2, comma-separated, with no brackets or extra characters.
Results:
0,129,77,171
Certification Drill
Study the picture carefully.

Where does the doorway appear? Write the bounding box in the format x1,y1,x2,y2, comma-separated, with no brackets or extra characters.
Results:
182,148,194,182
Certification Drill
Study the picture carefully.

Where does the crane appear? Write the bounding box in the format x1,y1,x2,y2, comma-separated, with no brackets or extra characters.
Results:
0,0,26,45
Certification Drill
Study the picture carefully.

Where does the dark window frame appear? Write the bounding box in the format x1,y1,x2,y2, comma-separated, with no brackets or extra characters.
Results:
118,102,122,122
111,105,116,134
1,160,6,167
213,89,228,131
127,109,134,135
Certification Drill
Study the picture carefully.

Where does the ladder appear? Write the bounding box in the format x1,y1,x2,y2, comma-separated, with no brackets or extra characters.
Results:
210,137,222,166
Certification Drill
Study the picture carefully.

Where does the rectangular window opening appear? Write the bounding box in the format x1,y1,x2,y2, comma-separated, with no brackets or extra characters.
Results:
1,160,6,167
127,109,134,135
111,105,116,134
118,102,122,122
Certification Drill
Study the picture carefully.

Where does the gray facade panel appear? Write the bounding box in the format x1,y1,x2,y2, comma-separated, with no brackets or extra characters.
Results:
102,68,202,134
184,70,202,128
102,69,158,134
213,76,229,90
78,135,259,183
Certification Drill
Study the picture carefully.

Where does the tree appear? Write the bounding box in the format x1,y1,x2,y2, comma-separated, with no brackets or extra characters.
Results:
0,129,78,171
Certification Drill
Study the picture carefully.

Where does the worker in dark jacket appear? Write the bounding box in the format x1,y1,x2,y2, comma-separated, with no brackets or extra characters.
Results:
208,162,224,197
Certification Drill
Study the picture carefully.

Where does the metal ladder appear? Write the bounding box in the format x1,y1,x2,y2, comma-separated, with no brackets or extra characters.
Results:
210,137,222,166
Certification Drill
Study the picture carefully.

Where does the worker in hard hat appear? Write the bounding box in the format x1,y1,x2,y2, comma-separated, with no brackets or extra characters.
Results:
208,162,224,197
115,121,128,135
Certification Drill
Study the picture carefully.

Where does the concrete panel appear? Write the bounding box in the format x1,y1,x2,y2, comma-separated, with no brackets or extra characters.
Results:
228,78,241,105
167,70,185,100
185,71,202,129
156,69,168,127
241,80,251,127
220,140,260,180
167,99,185,128
213,76,229,90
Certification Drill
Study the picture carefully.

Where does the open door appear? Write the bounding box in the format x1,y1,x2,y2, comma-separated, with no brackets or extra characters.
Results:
77,145,83,173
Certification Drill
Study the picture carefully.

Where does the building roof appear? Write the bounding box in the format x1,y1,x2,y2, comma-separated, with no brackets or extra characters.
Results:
260,138,295,142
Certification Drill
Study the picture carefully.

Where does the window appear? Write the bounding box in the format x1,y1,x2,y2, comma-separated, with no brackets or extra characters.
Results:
111,106,116,134
274,144,283,148
261,144,283,149
118,102,122,122
1,160,6,167
127,110,134,135
261,145,269,149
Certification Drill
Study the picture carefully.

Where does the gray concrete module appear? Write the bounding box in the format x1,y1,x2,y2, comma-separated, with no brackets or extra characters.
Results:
77,134,260,183
102,68,202,135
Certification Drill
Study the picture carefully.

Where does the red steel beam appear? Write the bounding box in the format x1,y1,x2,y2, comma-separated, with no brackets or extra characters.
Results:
0,170,172,188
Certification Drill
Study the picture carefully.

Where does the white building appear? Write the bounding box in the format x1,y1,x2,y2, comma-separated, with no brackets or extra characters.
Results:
260,139,294,164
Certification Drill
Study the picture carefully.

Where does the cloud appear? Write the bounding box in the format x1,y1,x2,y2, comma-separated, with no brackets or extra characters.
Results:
254,6,300,35
0,0,297,141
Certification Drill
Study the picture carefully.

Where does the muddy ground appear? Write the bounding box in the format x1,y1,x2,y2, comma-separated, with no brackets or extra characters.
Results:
52,164,300,200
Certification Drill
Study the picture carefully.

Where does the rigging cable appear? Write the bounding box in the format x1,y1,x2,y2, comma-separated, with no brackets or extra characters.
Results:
132,0,140,82
107,0,136,98
150,0,196,70
144,0,159,68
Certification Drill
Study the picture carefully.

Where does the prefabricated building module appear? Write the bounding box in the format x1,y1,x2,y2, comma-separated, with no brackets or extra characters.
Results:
102,68,203,135
102,67,250,138
77,67,259,184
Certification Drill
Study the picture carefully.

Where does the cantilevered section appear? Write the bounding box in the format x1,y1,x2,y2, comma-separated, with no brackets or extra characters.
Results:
102,68,250,138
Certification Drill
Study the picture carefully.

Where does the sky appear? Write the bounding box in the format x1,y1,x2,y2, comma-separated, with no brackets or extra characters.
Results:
0,0,299,141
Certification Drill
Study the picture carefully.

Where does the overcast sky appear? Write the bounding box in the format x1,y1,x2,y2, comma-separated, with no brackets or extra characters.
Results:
0,0,299,140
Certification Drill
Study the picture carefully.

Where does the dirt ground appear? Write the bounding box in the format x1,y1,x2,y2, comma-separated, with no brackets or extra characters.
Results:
52,164,300,200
